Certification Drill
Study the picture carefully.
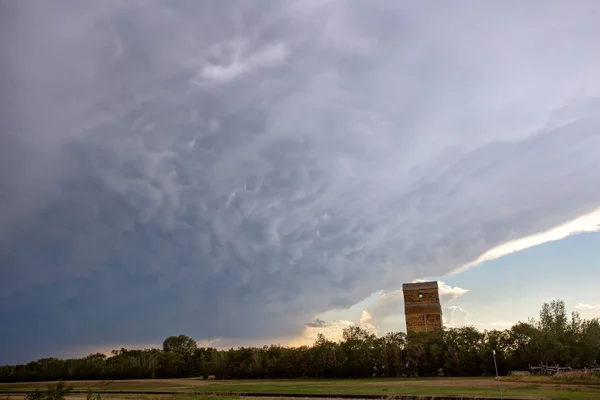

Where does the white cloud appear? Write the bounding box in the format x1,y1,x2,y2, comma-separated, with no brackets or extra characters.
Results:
575,303,600,310
453,207,600,274
476,321,515,331
574,303,600,319
360,310,373,324
415,280,470,303
360,290,404,326
444,305,470,328
442,309,515,330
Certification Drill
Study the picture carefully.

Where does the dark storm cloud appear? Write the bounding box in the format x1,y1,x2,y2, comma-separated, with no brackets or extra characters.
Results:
2,0,600,363
306,319,328,329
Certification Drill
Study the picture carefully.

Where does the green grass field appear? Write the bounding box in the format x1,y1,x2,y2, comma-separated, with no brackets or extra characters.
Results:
2,377,600,400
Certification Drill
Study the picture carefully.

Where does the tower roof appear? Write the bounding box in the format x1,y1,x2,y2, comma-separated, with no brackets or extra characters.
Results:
402,281,439,291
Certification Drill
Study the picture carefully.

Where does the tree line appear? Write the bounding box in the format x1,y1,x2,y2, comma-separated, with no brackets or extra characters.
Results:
1,300,599,382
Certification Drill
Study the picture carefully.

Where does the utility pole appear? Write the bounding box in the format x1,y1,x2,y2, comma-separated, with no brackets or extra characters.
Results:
492,350,503,400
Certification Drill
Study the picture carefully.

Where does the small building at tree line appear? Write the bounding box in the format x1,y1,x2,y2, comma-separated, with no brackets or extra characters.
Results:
402,281,443,333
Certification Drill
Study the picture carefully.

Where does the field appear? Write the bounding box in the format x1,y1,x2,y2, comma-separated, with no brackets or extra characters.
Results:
3,377,600,400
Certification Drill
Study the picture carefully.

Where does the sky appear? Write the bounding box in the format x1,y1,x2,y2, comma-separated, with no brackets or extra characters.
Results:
1,0,600,364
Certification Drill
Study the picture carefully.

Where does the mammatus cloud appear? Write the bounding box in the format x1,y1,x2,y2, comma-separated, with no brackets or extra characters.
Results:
199,42,290,84
2,1,600,363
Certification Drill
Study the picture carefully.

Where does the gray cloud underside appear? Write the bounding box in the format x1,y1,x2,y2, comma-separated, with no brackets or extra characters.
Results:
306,319,328,329
2,0,600,363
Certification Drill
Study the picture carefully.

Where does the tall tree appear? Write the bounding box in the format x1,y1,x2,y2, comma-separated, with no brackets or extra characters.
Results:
162,335,197,357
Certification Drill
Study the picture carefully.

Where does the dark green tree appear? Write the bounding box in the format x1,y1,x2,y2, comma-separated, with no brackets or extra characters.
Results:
162,335,197,356
2,300,600,382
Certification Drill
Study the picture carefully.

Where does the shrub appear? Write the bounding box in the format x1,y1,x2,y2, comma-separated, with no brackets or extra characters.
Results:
45,381,73,400
25,390,44,400
25,381,73,400
86,388,102,400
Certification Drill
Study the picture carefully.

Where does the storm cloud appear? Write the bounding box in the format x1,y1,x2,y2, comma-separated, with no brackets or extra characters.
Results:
2,0,600,363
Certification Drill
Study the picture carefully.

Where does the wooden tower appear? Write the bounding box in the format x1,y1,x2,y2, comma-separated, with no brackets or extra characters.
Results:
403,281,443,333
